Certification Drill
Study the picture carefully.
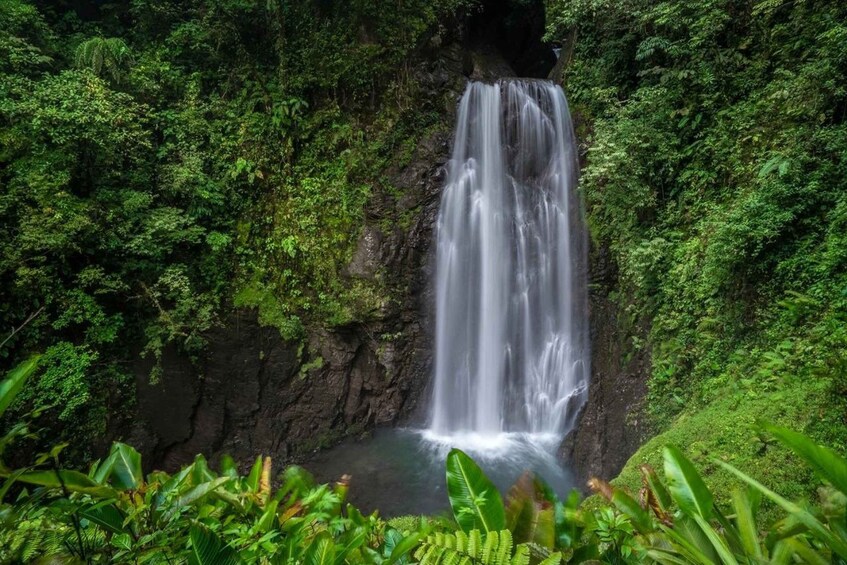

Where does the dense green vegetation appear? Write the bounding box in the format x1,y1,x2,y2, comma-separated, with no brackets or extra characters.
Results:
3,362,847,563
0,0,470,455
546,0,847,501
2,0,847,561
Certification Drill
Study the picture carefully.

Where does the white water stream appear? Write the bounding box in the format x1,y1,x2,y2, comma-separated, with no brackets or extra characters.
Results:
305,80,588,515
428,80,589,443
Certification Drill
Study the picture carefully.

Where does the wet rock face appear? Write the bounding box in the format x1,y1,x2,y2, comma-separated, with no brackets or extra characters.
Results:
131,315,299,469
131,46,470,470
466,0,556,78
559,243,651,486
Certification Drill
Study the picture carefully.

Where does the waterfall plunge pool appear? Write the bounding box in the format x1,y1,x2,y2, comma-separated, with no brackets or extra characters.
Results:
300,80,587,519
302,428,576,517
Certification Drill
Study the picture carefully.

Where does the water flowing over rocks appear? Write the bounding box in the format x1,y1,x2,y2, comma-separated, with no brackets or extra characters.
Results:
429,80,589,436
128,0,650,480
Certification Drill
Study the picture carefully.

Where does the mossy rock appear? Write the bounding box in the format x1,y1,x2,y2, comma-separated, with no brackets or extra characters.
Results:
613,377,837,525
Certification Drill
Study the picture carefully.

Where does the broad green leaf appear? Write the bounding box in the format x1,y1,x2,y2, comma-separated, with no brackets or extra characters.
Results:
80,501,126,534
386,527,429,564
554,490,583,550
191,454,215,484
256,499,279,533
536,552,563,565
731,489,762,559
712,506,744,558
104,442,143,490
761,422,847,495
641,464,672,512
783,537,828,565
611,489,653,534
336,528,367,564
188,524,241,565
219,455,238,478
533,474,583,550
661,520,718,565
277,465,316,504
446,448,505,534
112,532,132,551
717,460,847,559
646,549,691,565
13,469,118,498
0,356,40,419
0,469,27,502
664,445,713,519
92,452,117,485
246,455,262,492
164,477,230,519
692,514,738,565
152,465,192,514
305,534,336,565
766,513,808,548
505,472,555,547
769,540,795,565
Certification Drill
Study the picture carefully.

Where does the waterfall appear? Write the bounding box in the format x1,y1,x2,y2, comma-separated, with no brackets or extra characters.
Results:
429,79,589,438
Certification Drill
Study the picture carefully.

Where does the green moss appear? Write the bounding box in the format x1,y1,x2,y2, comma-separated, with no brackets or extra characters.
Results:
233,280,304,340
388,515,432,534
613,378,832,524
298,356,324,380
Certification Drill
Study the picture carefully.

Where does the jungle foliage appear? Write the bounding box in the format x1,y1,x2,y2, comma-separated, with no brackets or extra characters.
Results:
546,0,847,501
0,0,472,455
3,362,847,563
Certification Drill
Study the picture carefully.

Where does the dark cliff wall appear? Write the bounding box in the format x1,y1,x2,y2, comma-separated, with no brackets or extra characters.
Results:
129,45,472,469
560,242,650,485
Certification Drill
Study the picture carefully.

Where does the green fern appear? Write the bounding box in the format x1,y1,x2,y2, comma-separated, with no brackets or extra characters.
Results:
0,517,69,562
74,37,133,83
414,529,561,565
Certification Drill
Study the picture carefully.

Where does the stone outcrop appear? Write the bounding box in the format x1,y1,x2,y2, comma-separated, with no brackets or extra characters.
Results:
131,44,470,470
559,243,651,486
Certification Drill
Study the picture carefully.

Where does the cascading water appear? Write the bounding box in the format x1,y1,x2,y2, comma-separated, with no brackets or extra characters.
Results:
304,79,588,516
429,79,589,440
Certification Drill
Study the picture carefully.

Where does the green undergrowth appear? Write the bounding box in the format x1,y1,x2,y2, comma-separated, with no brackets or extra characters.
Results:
0,0,472,454
6,358,847,565
546,0,847,501
234,90,454,339
613,378,825,524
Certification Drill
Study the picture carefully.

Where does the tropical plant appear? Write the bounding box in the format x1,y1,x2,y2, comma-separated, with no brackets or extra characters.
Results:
591,423,847,564
445,450,600,564
0,363,409,564
74,36,134,84
414,529,564,565
445,426,847,565
4,352,847,565
446,448,506,534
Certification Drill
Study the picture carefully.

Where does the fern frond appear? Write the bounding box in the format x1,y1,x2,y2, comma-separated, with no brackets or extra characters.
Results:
414,529,536,565
74,36,134,83
495,530,512,565
510,544,529,565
